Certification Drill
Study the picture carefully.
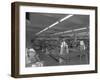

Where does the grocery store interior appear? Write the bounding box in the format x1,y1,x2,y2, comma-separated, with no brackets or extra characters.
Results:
25,12,90,67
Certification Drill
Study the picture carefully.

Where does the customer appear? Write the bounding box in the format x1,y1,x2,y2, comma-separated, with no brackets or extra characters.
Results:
28,48,43,67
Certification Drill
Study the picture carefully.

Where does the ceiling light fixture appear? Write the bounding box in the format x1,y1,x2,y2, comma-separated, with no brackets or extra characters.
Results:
60,14,73,22
73,27,87,31
53,27,87,35
36,14,73,35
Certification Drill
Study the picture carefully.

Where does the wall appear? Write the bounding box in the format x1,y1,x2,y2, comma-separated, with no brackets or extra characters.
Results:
0,0,99,80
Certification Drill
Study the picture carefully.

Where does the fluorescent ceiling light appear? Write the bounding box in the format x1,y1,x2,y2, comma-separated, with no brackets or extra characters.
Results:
53,30,72,35
73,27,87,31
60,14,73,22
36,15,73,35
36,27,49,35
48,21,59,28
53,27,88,35
36,21,59,35
63,30,73,33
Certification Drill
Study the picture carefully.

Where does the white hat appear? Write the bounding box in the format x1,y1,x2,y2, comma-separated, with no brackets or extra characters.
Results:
80,41,84,45
29,48,35,52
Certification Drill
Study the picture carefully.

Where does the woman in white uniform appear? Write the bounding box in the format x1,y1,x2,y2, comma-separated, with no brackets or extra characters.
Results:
79,40,86,63
59,39,69,64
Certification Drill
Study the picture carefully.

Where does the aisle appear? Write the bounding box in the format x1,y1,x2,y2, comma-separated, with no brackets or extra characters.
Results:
38,48,89,66
39,52,59,66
